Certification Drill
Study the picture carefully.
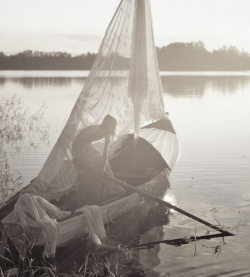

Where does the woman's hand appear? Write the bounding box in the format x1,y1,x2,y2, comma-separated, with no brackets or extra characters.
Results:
36,195,71,221
54,210,71,221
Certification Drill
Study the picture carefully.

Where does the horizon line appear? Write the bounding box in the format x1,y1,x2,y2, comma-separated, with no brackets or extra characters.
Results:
1,41,249,57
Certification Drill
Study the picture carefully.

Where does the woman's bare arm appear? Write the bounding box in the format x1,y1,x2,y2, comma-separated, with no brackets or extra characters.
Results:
102,136,111,170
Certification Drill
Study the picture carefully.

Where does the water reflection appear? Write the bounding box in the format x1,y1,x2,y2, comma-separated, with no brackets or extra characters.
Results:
0,78,6,87
161,75,250,97
132,232,232,249
54,205,169,275
1,74,250,98
0,77,85,89
127,227,163,277
104,205,170,277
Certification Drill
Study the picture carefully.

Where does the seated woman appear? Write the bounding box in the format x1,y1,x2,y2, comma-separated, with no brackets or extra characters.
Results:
71,115,127,206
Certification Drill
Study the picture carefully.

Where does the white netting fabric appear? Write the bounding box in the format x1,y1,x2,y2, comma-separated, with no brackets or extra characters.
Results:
38,0,166,187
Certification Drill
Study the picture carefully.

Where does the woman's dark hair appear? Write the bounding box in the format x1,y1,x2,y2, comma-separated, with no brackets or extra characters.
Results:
101,115,118,139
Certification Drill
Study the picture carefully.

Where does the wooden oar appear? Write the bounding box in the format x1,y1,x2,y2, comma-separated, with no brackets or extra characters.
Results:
118,180,234,236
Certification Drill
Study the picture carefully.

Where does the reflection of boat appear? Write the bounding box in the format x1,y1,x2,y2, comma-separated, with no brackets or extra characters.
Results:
56,198,169,273
53,194,169,273
0,0,179,266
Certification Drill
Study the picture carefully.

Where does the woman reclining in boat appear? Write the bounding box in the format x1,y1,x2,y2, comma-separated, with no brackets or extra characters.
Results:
71,115,127,206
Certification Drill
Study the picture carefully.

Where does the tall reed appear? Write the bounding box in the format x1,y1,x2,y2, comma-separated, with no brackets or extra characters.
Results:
0,95,49,202
0,95,49,148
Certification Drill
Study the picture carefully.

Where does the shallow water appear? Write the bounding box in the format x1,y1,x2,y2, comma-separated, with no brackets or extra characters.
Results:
0,71,250,276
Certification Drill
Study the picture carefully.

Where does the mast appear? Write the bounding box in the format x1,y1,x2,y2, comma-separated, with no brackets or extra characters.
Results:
129,0,148,136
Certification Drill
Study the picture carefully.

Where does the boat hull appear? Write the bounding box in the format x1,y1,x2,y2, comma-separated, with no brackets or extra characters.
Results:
1,169,169,249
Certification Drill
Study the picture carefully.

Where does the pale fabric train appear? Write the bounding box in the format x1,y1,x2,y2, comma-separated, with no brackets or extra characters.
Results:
38,0,167,195
2,194,106,257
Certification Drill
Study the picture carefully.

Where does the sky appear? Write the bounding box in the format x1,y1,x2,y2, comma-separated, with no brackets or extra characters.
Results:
0,0,250,55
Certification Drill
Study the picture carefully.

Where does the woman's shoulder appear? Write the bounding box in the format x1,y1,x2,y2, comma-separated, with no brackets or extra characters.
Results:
78,125,99,136
74,125,100,142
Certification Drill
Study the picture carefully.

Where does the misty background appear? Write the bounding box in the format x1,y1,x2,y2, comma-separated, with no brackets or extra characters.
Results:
1,0,250,56
1,42,250,70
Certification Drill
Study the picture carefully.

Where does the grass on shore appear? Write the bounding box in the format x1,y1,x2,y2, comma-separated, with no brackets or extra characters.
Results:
0,235,128,277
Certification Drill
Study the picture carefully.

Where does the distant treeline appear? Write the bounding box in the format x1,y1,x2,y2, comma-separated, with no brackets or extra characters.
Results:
1,42,250,70
157,42,250,70
0,51,96,70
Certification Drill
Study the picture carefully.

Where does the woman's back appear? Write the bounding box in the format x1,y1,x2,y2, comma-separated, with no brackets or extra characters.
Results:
72,125,101,158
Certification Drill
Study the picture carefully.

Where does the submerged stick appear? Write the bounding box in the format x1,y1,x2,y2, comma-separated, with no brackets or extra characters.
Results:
119,180,234,236
130,233,233,249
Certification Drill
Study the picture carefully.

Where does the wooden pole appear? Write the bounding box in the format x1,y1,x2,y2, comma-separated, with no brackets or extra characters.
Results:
119,181,234,236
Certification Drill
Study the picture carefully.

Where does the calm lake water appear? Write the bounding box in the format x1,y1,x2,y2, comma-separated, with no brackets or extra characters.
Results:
0,71,250,276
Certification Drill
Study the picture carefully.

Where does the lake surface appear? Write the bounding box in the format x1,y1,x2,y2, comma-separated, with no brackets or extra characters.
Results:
1,71,250,276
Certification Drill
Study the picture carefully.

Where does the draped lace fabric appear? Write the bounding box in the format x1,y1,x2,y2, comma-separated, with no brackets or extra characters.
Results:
2,194,107,256
75,206,107,246
38,0,166,189
2,193,64,257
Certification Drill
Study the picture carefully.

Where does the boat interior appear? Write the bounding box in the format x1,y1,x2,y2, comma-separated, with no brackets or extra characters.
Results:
110,134,167,185
50,134,168,212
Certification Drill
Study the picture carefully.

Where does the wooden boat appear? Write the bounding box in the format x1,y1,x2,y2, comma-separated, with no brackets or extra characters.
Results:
0,122,178,276
0,123,176,248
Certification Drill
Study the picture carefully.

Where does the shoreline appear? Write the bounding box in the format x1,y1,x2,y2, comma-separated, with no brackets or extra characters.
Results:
1,70,250,78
